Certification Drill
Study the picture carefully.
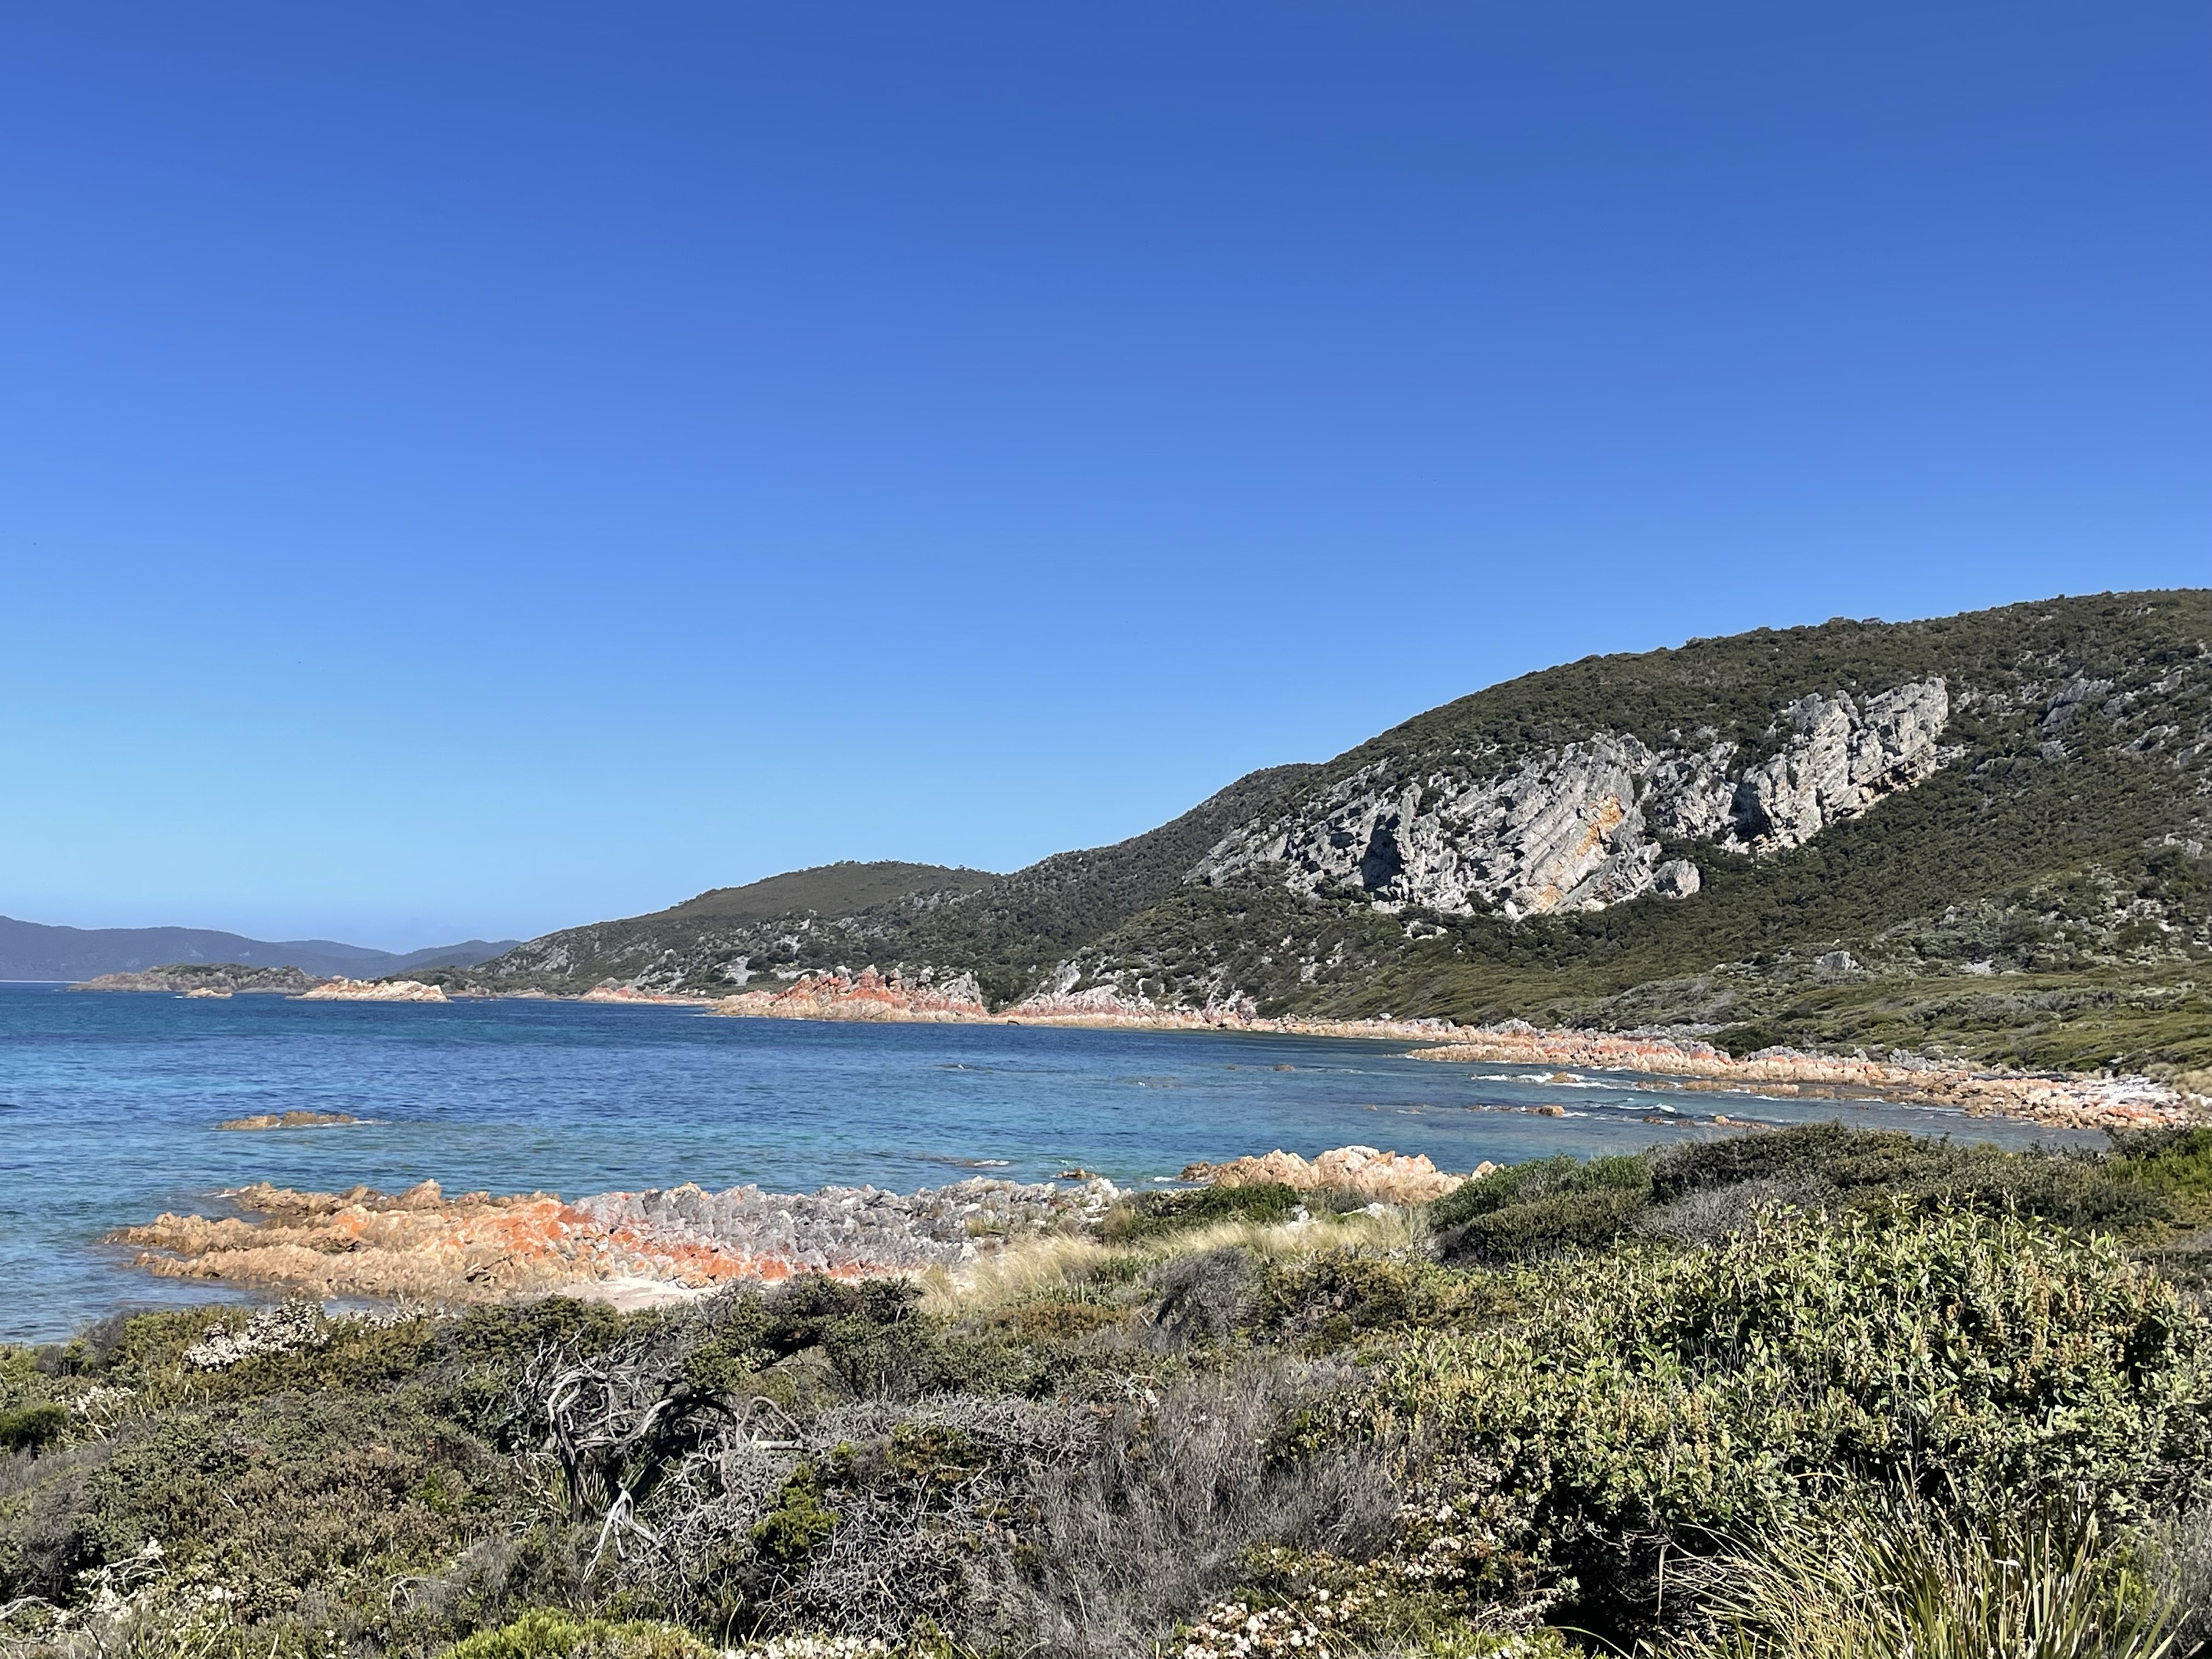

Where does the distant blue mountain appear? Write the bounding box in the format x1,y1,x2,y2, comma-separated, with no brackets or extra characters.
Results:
0,916,520,981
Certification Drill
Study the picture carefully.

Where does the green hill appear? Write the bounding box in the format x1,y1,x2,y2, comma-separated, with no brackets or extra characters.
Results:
438,591,2212,1077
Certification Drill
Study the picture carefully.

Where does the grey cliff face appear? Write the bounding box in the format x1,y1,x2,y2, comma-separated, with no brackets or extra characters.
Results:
1726,680,1952,852
1189,678,1950,918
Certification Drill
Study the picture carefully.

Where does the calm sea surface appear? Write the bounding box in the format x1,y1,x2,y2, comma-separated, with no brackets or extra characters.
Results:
0,982,2091,1341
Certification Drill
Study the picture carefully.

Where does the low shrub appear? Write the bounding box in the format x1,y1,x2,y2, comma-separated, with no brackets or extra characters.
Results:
1649,1124,2171,1235
1104,1183,1305,1242
0,1390,512,1619
1330,1205,2212,1640
0,1403,68,1455
1429,1155,1652,1233
2113,1126,2212,1227
1429,1155,1653,1265
1445,1184,1652,1267
445,1608,716,1658
972,1356,1401,1658
751,1465,839,1565
1254,1251,1495,1347
1635,1176,1829,1246
1147,1247,1261,1347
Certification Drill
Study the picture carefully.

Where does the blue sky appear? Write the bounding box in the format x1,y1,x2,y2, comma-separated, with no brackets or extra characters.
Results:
2,3,2205,949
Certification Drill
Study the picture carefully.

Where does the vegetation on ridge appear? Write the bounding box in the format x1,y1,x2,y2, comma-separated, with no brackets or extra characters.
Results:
8,1123,2212,1656
417,592,2212,1078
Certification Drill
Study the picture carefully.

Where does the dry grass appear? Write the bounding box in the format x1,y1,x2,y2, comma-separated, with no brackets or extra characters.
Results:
919,1208,1422,1317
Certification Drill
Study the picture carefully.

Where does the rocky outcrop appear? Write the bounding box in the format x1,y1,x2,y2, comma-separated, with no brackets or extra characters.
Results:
1727,680,1953,851
578,1176,1120,1277
714,968,988,1022
1190,679,1950,918
217,1110,369,1130
110,1174,1121,1304
72,964,327,994
1412,1024,2194,1130
295,978,449,1003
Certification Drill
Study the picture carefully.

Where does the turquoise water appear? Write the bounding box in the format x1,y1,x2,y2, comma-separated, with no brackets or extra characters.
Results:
0,982,2088,1341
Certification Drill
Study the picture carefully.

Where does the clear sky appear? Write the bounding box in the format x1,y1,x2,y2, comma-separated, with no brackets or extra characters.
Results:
1,3,2205,949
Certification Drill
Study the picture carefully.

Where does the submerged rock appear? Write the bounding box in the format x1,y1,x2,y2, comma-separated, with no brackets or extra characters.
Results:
217,1110,369,1130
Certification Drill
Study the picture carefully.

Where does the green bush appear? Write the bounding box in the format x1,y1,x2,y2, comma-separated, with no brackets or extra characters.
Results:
1431,1154,1652,1229
1330,1206,2212,1637
2112,1126,2212,1226
1255,1250,1494,1346
1648,1124,2172,1235
0,1401,67,1454
1448,1183,1653,1265
750,1464,839,1565
1429,1154,1654,1263
445,1607,715,1658
1103,1182,1305,1241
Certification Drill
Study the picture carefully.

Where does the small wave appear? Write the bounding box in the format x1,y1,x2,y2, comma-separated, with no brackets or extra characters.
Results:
920,1155,1012,1168
1469,1071,1616,1089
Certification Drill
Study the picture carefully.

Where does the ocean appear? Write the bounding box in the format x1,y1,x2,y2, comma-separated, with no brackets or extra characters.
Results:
0,981,2090,1342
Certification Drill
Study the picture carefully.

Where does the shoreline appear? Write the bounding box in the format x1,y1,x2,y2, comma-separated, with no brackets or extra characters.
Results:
66,968,2210,1131
678,972,2204,1132
106,1173,1131,1311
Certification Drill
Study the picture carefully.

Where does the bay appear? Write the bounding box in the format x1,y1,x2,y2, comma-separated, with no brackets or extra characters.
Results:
0,981,2088,1342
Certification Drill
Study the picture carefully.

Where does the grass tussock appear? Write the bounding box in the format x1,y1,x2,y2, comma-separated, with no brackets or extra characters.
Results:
1683,1486,2181,1659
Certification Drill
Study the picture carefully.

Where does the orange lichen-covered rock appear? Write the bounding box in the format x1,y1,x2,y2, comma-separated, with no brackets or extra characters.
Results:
713,968,989,1023
107,1172,1122,1308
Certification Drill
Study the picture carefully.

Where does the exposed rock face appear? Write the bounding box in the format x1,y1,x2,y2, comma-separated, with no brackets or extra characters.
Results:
71,964,326,994
1727,680,1952,851
295,978,449,1003
1190,679,1950,918
714,968,989,1022
111,1174,1123,1303
1410,1026,2196,1130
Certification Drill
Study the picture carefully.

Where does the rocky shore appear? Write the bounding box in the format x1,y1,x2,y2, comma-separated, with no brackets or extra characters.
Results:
699,972,2206,1131
1409,1024,2198,1132
70,964,325,994
705,968,1461,1036
106,1146,1495,1308
296,977,449,1002
79,958,2199,1132
108,1172,1126,1307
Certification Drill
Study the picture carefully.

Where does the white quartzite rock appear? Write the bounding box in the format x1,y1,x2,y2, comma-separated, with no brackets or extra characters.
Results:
1727,680,1952,851
1189,678,1949,919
